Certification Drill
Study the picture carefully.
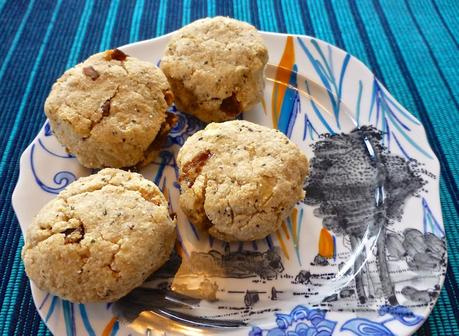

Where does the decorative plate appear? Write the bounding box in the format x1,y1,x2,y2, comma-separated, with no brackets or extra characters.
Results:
12,31,446,336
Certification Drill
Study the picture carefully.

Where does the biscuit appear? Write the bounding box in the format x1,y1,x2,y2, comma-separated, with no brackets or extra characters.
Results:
22,168,176,303
177,120,308,241
45,49,175,168
160,17,268,123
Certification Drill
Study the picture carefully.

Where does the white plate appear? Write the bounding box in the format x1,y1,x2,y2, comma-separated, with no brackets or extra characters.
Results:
12,31,446,336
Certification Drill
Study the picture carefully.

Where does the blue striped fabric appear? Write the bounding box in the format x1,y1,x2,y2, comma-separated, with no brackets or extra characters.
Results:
0,1,458,335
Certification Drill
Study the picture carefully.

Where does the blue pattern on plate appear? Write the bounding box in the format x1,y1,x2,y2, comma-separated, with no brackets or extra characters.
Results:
62,300,75,336
340,305,423,335
44,296,58,323
251,305,423,336
422,198,445,236
167,107,205,147
304,79,336,135
277,64,300,137
368,79,432,160
249,305,336,336
297,37,350,130
30,144,76,194
79,304,96,336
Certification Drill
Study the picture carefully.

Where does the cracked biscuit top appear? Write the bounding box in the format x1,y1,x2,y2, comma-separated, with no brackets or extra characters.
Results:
160,16,268,123
45,49,174,168
177,120,308,241
21,168,176,303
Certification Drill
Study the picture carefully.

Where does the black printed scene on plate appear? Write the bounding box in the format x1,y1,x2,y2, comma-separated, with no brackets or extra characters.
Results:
113,126,446,322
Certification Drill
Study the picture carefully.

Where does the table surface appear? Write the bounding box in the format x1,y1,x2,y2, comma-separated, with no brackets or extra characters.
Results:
1,0,458,335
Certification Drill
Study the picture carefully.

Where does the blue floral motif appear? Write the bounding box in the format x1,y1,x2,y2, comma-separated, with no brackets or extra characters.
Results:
30,144,76,194
303,112,319,141
62,300,76,336
378,305,424,326
250,305,336,336
340,305,423,336
79,304,96,336
341,319,394,336
166,107,205,147
368,79,432,160
296,37,433,162
152,150,178,186
297,37,350,130
38,139,74,158
40,295,96,336
422,198,445,237
252,305,423,336
304,80,335,136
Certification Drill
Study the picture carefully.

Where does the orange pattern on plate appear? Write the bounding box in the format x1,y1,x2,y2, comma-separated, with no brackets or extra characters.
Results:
101,317,117,336
318,228,334,258
271,35,295,129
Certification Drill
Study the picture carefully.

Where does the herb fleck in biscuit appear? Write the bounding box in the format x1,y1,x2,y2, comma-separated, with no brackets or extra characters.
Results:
22,168,176,303
160,17,268,123
45,49,175,168
177,120,308,241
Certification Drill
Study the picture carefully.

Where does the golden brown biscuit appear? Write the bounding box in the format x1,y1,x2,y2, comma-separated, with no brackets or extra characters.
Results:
177,120,308,241
45,49,175,168
22,168,176,303
160,17,268,123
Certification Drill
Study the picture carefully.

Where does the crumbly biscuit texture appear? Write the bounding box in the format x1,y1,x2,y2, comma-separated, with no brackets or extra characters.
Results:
160,16,268,122
45,50,173,168
177,120,308,241
22,168,176,303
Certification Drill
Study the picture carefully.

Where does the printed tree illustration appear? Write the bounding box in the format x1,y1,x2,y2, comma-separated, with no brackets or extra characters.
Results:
304,127,423,305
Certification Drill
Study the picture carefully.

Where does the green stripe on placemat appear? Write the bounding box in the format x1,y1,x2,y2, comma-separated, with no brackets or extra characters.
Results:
0,0,458,335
